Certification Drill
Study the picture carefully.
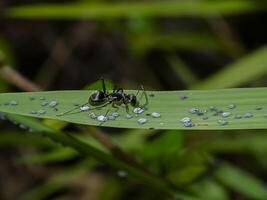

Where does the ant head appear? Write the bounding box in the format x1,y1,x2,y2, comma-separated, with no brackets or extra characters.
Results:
126,94,138,107
90,90,106,101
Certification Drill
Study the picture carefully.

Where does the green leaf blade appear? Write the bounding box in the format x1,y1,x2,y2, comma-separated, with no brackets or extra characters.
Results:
1,88,267,130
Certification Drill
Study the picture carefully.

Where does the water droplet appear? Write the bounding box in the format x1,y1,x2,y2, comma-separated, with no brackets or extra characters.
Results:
151,112,161,118
228,104,236,109
180,117,191,123
97,115,107,122
10,101,18,106
38,109,46,115
137,118,147,124
244,113,253,118
126,114,133,119
40,97,46,100
49,100,58,108
41,101,48,106
111,112,119,117
255,106,263,110
89,112,97,119
117,170,128,178
222,112,231,118
80,105,90,111
133,107,144,114
189,107,199,114
218,119,228,126
149,93,155,97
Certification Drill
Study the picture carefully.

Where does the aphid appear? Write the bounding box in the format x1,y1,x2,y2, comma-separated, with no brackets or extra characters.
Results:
80,105,90,111
49,100,58,108
228,104,236,109
180,117,191,123
57,78,148,116
137,118,147,124
111,112,119,117
255,106,263,110
202,115,209,120
133,107,145,114
89,112,97,119
180,95,188,100
234,114,242,119
218,119,228,126
126,114,133,119
222,112,231,118
41,101,48,106
150,112,161,118
244,113,253,118
189,107,199,114
97,115,107,122
10,101,18,106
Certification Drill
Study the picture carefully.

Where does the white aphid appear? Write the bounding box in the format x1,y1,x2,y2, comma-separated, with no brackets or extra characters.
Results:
151,112,161,118
49,100,58,108
137,118,147,124
133,107,145,114
80,105,90,111
97,115,107,122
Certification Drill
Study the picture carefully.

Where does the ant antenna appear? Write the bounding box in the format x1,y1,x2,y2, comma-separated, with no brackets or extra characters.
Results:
140,85,148,108
100,77,106,94
57,102,89,116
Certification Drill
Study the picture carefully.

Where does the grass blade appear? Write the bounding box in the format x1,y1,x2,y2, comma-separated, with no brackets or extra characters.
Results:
1,88,267,129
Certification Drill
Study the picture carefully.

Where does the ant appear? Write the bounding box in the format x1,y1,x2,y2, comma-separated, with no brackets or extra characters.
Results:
57,78,148,117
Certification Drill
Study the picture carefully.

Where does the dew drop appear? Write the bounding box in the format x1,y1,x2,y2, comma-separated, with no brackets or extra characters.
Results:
29,96,35,101
202,116,209,120
180,95,188,100
40,97,46,100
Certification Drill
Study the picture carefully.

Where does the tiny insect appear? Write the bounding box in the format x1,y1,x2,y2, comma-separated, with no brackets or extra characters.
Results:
57,78,148,117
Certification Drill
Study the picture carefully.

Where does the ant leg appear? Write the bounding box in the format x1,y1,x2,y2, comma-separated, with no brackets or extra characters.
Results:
57,102,89,116
141,85,148,108
125,104,130,114
112,102,120,112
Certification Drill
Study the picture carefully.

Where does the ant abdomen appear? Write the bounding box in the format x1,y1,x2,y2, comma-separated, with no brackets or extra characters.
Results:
89,91,108,106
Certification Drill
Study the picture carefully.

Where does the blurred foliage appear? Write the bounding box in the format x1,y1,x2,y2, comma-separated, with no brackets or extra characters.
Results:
1,0,267,199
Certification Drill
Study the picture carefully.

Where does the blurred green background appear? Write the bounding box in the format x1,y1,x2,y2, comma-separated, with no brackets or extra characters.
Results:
1,0,267,199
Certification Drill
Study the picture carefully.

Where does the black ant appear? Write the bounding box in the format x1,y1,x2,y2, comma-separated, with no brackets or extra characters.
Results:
57,78,148,116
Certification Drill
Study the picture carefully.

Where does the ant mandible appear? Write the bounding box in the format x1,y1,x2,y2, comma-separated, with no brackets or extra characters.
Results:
57,78,148,116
